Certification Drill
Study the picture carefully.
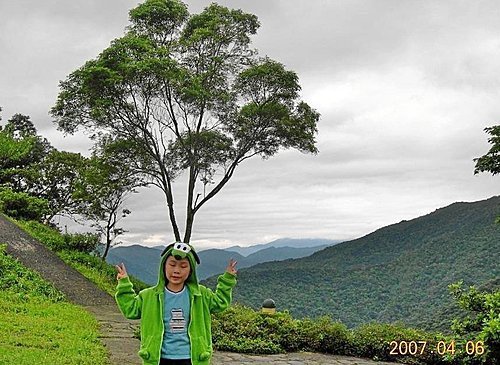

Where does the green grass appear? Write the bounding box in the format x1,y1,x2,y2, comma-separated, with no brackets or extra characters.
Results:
0,244,110,365
0,295,110,365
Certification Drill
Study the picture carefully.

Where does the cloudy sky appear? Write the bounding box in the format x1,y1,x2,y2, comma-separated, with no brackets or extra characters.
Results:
1,0,499,250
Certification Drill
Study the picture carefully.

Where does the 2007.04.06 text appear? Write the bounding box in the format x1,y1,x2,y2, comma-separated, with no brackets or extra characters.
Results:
389,340,485,356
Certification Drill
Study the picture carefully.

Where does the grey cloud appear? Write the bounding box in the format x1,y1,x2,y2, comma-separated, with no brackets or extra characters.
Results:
2,0,500,248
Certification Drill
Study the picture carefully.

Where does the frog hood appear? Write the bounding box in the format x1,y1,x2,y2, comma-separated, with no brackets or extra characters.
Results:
157,242,201,292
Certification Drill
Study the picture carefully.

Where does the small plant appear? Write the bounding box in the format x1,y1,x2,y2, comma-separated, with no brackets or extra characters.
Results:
0,244,64,302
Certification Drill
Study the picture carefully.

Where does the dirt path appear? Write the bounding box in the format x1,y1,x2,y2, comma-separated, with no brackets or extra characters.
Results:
0,214,403,365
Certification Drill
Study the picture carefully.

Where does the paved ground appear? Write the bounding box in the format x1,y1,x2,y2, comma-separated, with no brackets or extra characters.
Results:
212,352,401,365
1,214,403,365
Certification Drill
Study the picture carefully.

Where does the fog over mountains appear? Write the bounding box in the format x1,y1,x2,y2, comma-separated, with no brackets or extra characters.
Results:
107,238,340,283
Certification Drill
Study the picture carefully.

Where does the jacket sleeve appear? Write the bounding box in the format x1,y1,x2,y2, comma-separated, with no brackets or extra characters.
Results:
204,271,237,314
115,277,143,319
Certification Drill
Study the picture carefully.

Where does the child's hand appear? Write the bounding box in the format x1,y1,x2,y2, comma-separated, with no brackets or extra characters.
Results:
226,258,238,275
116,263,128,280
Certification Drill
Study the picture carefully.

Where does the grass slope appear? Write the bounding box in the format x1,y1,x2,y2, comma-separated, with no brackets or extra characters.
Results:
0,244,110,365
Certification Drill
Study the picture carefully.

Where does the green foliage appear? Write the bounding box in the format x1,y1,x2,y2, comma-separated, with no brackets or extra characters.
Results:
0,114,52,192
212,304,448,364
73,137,139,259
0,187,49,221
26,149,86,221
62,232,101,254
212,304,349,355
15,220,99,253
0,245,109,364
474,125,500,176
0,244,64,302
447,282,500,364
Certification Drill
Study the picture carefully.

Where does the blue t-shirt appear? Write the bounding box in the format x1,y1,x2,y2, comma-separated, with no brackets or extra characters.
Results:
161,286,191,359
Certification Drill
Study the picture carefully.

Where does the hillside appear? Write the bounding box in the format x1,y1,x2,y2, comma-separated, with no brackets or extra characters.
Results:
107,240,335,283
206,196,500,331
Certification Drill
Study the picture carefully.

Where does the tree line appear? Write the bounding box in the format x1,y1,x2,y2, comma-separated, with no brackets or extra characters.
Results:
0,108,138,259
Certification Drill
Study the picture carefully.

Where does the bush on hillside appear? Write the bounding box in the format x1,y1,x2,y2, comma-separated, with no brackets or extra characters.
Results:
212,304,349,355
16,220,99,253
0,187,49,222
447,282,500,364
62,232,100,253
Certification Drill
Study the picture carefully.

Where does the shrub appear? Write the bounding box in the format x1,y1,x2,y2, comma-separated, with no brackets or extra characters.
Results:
15,220,65,251
447,282,500,364
212,304,350,355
15,220,100,253
0,187,49,221
62,232,100,253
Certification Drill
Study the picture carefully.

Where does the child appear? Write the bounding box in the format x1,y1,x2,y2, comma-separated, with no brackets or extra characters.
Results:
115,242,237,365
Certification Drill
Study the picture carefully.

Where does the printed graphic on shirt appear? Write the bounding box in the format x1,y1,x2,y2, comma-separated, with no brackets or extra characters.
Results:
169,308,187,333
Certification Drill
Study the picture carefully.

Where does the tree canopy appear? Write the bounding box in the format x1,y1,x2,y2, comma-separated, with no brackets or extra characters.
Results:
51,0,320,243
474,125,500,176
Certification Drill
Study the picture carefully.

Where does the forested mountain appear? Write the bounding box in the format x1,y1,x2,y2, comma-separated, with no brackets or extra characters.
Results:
205,196,500,331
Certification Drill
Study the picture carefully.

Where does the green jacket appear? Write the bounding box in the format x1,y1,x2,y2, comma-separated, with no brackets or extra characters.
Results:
115,243,236,365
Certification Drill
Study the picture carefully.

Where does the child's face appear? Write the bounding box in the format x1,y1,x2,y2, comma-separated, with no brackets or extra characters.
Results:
164,255,191,287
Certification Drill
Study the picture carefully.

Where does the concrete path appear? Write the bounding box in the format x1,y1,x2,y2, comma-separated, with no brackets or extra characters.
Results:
212,352,400,364
1,214,403,365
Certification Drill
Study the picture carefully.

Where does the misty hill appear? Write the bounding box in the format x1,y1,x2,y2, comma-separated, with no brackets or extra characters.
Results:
226,238,340,256
107,240,336,283
203,196,500,332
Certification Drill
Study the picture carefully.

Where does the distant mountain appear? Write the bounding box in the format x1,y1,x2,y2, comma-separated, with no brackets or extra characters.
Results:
107,245,161,285
107,239,338,284
203,196,500,332
197,244,332,279
226,238,341,256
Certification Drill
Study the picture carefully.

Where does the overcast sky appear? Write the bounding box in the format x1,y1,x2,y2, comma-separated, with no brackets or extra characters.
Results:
1,0,499,250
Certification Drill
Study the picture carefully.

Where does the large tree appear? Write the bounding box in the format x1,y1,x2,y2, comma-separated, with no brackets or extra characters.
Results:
51,0,319,243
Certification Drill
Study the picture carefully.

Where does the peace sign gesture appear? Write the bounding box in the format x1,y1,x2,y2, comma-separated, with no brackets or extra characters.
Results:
115,263,128,280
226,258,238,275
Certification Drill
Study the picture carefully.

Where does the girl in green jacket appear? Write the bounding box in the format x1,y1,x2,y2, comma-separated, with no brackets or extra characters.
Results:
115,242,237,365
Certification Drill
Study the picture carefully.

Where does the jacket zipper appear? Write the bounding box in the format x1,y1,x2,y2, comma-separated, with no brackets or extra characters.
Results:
158,291,164,365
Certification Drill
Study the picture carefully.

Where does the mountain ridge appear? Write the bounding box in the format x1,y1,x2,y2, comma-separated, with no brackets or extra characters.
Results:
203,196,500,331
